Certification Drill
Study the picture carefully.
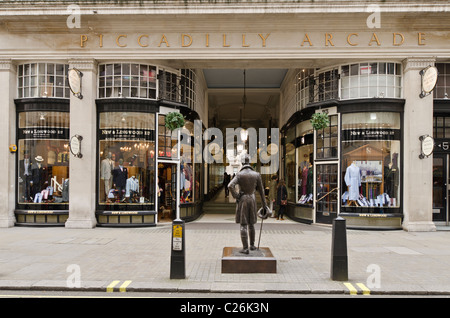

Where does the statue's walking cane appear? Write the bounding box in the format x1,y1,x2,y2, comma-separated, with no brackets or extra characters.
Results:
257,207,270,250
257,217,264,250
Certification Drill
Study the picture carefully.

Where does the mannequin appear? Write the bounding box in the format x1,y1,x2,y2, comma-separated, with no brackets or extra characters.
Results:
344,161,361,206
101,152,114,201
20,152,32,202
125,175,139,202
113,158,128,200
31,155,45,200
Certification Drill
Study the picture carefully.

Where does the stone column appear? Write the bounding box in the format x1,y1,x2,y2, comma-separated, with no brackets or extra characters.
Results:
402,58,436,232
65,59,97,229
0,60,16,227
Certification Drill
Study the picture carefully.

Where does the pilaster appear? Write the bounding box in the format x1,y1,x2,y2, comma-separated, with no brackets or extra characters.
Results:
401,57,436,232
0,59,17,227
65,59,98,229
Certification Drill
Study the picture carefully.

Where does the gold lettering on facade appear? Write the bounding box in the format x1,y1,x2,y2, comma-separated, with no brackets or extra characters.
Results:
77,31,428,48
158,34,170,47
325,33,334,46
393,33,404,46
258,33,270,47
182,34,193,47
347,33,358,46
116,34,127,47
368,33,381,46
300,33,313,46
80,34,88,47
418,32,426,45
223,34,230,47
138,34,149,47
242,34,250,47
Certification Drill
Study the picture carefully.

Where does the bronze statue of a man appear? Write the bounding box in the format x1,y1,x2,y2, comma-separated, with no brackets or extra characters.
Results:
228,154,271,254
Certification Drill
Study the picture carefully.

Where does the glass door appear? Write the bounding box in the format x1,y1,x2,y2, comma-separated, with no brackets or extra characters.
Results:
433,154,447,222
315,163,339,224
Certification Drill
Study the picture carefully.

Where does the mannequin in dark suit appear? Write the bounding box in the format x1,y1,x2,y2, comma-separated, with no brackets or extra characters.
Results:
19,152,32,202
113,158,128,200
30,156,47,200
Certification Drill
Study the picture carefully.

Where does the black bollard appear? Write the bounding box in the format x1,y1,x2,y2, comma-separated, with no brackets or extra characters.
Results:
170,219,185,279
330,216,348,281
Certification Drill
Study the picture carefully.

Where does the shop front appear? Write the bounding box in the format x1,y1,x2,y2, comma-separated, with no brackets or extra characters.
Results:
283,62,405,229
14,62,71,226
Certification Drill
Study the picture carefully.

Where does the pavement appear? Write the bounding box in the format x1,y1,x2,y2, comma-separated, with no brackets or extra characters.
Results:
1,211,450,297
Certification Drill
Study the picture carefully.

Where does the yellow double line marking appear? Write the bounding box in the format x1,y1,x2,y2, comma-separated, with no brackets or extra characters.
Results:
106,280,132,292
344,282,370,295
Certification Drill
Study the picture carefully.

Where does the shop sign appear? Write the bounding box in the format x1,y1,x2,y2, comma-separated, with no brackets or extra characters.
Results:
18,127,69,140
419,135,434,159
69,134,83,158
99,128,155,141
342,128,401,141
67,68,83,99
420,65,438,98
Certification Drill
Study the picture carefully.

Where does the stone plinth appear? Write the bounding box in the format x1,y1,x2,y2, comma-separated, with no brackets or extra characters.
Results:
221,247,276,274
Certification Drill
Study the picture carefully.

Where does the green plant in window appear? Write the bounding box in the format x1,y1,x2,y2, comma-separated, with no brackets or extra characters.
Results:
165,112,185,131
310,112,330,130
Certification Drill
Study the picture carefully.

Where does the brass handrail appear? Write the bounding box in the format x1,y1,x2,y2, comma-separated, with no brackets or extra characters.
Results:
315,187,339,203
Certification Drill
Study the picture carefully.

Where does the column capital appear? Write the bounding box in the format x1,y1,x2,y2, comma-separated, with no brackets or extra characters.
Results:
402,57,436,72
0,59,16,73
68,59,98,73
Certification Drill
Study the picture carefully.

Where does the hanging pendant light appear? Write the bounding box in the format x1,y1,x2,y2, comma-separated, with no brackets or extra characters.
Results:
240,69,248,141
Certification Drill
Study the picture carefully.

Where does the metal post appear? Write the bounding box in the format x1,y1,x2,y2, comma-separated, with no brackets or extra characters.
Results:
330,216,348,281
170,218,185,279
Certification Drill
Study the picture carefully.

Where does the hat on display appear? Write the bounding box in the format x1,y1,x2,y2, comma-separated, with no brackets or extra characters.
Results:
35,155,44,162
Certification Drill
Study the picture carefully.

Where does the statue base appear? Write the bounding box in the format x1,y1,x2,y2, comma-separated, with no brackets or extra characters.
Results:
221,247,276,273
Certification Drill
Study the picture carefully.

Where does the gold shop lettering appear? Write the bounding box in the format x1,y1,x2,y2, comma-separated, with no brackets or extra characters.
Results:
79,32,426,48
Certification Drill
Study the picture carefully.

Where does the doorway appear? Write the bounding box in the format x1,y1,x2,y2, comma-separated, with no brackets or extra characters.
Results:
433,154,448,223
315,162,339,224
157,162,177,223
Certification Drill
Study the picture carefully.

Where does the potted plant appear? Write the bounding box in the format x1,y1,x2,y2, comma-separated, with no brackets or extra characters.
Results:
310,112,330,130
165,112,185,131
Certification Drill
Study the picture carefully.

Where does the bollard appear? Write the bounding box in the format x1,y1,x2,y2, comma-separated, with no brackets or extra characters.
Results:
170,218,185,279
330,216,348,281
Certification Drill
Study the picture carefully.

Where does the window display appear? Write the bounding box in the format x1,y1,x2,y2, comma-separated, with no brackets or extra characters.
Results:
17,111,70,206
98,112,155,208
284,126,296,202
296,120,314,205
341,112,401,212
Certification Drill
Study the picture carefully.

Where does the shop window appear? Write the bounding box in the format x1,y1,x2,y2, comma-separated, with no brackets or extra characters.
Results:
284,126,296,202
341,62,402,99
158,114,177,158
18,63,70,99
315,114,338,160
98,112,155,208
180,120,194,204
17,111,70,206
341,112,401,212
434,63,450,99
296,120,314,205
98,63,157,99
